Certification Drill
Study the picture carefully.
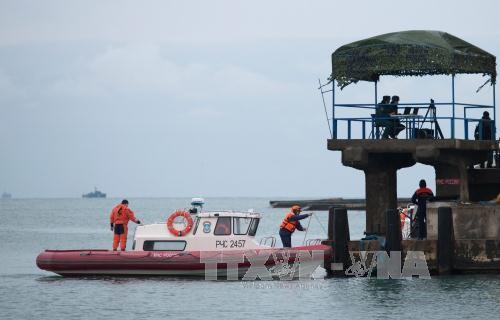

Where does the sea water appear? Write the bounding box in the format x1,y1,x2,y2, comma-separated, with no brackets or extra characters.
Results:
0,198,498,319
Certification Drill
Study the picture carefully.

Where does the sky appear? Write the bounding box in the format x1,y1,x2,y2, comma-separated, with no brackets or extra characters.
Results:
0,0,499,198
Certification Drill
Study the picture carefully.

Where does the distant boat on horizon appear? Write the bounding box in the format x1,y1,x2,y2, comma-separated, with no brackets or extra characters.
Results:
1,192,12,199
82,187,106,198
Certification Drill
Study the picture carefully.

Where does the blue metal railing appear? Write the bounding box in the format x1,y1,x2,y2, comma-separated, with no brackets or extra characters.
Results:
327,102,496,140
319,75,497,141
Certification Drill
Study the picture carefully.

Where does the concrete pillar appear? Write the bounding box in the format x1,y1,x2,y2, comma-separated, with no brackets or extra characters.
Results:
385,209,402,252
434,164,460,199
331,208,350,277
340,147,414,236
433,160,470,201
458,165,470,202
364,167,397,235
438,207,454,274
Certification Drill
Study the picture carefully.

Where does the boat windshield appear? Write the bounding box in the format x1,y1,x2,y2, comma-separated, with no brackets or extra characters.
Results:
214,217,232,235
248,218,260,236
233,217,252,235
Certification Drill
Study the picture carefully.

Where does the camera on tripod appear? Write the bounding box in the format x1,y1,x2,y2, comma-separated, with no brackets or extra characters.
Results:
415,99,443,139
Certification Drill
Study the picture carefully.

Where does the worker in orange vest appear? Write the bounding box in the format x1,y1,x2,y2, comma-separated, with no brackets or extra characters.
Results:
109,199,141,251
279,205,310,248
411,179,434,240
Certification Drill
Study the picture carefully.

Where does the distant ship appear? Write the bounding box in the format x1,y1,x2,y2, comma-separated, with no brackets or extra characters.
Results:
82,187,106,198
1,192,12,199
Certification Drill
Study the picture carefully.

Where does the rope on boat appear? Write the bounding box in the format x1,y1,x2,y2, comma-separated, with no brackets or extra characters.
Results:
302,212,329,245
302,213,313,245
313,213,328,236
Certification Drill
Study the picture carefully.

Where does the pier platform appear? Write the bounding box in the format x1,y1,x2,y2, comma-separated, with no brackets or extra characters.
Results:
269,198,412,210
328,138,498,234
323,204,499,276
317,30,499,276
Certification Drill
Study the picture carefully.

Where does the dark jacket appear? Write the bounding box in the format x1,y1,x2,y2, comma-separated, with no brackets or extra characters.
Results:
474,118,493,140
411,187,434,215
411,187,434,203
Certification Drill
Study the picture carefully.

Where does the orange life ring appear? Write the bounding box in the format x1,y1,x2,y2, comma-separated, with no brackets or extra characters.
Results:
166,210,193,237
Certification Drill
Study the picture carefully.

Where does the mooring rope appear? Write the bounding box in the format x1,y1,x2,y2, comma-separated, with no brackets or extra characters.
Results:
302,213,313,245
314,213,328,236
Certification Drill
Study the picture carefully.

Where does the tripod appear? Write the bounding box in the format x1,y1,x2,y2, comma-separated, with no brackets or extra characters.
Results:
419,99,444,139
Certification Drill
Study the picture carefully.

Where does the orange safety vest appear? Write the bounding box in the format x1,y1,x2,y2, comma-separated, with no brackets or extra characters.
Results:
109,204,135,225
416,187,434,197
280,211,298,233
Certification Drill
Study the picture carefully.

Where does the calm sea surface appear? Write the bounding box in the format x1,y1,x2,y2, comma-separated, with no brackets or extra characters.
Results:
0,198,498,319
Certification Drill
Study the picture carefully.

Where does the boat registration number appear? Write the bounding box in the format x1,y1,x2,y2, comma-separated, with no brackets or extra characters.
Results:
216,240,246,248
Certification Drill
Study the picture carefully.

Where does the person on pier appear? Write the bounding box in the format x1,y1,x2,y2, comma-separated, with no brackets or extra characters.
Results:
387,95,405,139
279,205,310,248
376,95,391,139
376,95,391,115
474,111,494,168
411,180,434,240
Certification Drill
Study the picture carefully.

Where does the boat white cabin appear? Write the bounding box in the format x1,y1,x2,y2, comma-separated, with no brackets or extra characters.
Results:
132,210,274,252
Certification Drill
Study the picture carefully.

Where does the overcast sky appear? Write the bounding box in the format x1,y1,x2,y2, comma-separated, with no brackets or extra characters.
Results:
1,0,499,198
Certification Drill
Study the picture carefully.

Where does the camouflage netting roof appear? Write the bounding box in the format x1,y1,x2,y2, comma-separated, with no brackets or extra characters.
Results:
331,30,496,89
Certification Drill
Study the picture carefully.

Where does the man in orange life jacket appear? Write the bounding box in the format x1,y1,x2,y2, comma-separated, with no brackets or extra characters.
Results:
411,179,434,240
109,199,141,251
279,205,310,248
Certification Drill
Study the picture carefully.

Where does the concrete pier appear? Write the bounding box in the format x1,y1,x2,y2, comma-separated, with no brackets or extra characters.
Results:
269,197,413,210
323,203,499,276
322,30,499,276
328,139,498,234
325,138,499,276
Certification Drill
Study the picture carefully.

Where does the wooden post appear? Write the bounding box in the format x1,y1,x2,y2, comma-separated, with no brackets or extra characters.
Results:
328,207,335,241
332,207,350,276
385,209,402,253
325,207,335,276
438,206,454,275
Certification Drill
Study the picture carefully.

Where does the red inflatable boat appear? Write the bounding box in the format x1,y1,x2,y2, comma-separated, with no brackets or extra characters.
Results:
37,210,331,278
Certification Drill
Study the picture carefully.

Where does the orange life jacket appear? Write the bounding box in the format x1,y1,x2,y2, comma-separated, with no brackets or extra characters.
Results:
109,204,135,225
416,187,433,197
123,207,138,225
280,211,298,232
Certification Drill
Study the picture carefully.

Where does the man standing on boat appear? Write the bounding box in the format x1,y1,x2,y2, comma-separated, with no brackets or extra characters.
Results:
279,205,310,248
109,199,141,251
